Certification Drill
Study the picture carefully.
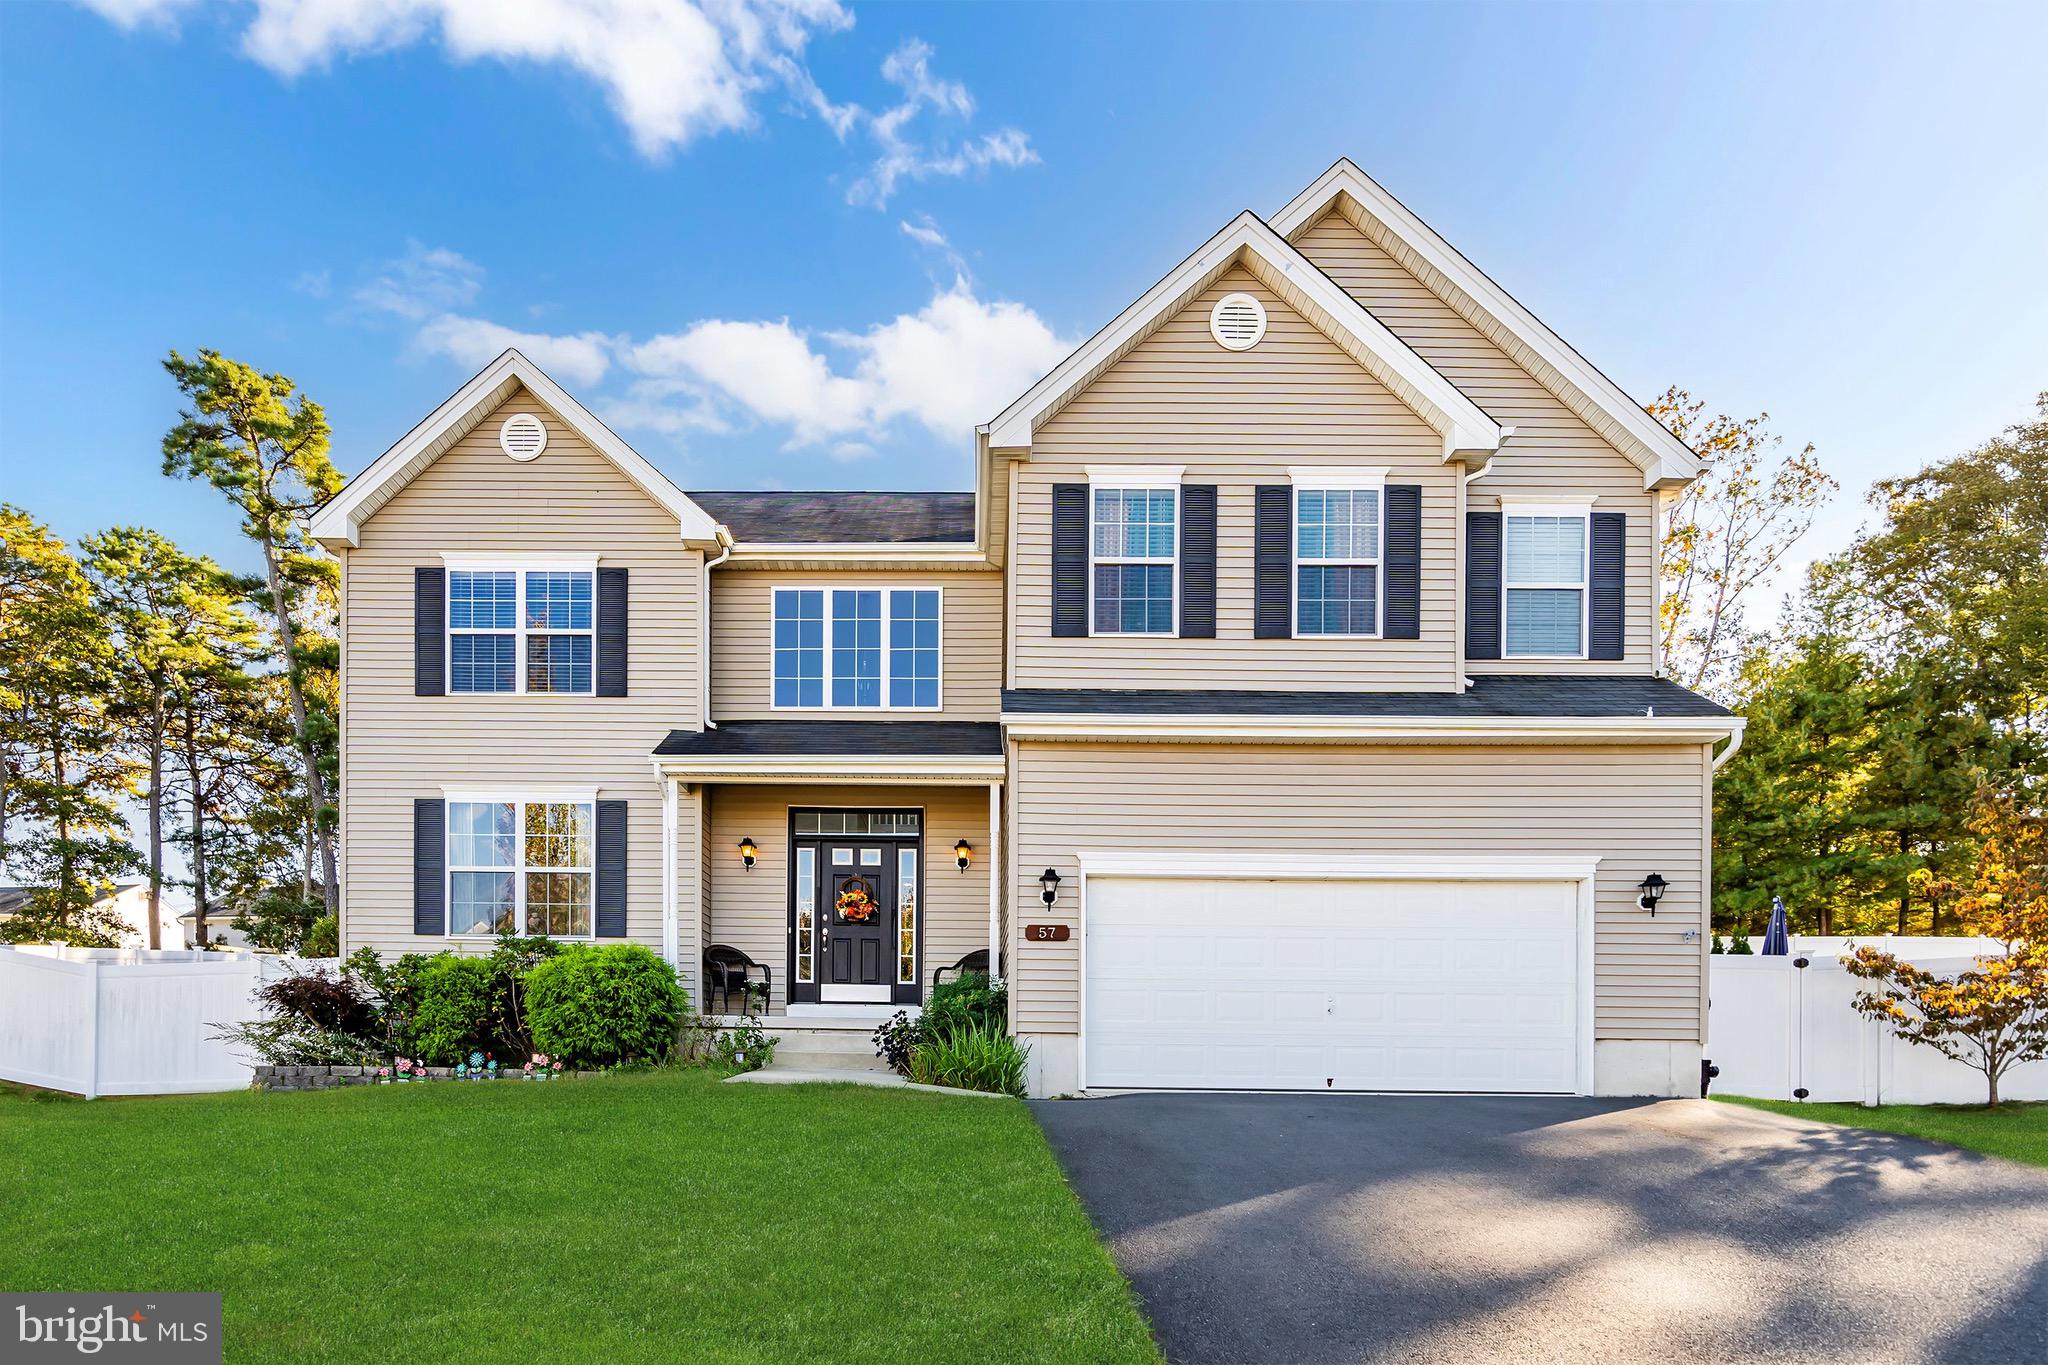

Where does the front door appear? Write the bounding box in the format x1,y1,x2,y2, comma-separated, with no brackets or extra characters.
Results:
789,811,923,1007
824,860,892,1002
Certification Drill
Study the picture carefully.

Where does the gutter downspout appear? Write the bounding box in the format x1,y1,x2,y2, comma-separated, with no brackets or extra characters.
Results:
1711,721,1746,772
1458,449,1501,692
700,527,735,729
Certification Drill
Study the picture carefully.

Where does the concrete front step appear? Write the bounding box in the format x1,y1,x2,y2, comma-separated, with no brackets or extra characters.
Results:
741,1017,892,1074
767,1050,892,1074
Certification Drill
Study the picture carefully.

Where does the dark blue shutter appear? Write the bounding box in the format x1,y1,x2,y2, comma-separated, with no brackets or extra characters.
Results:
1383,485,1422,640
1590,512,1626,661
597,567,628,696
1255,486,1292,639
1178,485,1217,638
1051,484,1088,637
595,800,628,937
413,798,445,935
414,567,445,696
1465,511,1502,660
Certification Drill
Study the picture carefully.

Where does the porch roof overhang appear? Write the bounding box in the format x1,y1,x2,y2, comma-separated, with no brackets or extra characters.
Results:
650,721,1005,785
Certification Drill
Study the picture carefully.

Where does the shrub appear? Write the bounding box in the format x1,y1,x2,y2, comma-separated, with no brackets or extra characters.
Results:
873,1010,924,1076
1728,931,1755,955
524,943,688,1068
709,1018,777,1074
908,1020,1027,1096
1710,935,1725,954
407,955,497,1065
256,963,377,1037
304,914,339,959
214,1017,383,1067
923,971,1007,1040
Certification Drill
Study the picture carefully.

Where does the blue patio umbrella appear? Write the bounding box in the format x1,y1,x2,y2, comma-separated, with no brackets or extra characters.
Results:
1761,896,1791,955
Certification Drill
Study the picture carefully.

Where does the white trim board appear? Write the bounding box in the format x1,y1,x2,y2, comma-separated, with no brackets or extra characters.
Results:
1270,159,1702,491
985,212,1501,462
309,348,721,548
1000,714,1744,744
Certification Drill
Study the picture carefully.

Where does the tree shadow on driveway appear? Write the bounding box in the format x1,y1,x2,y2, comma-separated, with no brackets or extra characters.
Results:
1030,1093,2048,1364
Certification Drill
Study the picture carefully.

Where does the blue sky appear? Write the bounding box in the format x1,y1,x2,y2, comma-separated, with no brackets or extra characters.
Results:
4,0,2044,590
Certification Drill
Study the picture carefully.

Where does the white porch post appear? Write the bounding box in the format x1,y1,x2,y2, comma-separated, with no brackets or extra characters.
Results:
661,775,678,967
987,781,1002,981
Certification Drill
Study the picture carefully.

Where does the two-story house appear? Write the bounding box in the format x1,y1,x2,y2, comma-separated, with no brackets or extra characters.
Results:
310,160,1740,1099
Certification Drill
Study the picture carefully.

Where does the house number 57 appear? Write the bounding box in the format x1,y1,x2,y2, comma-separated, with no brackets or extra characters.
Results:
1023,924,1070,942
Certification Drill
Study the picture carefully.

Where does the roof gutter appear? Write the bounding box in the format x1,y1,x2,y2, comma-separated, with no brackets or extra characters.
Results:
1710,719,1747,771
999,713,1742,744
700,526,735,729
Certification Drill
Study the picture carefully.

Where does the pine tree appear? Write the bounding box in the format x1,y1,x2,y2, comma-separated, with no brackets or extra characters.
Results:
161,351,344,913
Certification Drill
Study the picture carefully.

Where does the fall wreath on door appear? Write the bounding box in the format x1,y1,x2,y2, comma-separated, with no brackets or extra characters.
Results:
835,879,879,923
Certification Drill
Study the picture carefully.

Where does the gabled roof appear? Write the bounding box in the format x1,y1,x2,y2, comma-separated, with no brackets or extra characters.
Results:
1271,159,1704,490
308,349,721,549
984,212,1502,461
687,491,975,544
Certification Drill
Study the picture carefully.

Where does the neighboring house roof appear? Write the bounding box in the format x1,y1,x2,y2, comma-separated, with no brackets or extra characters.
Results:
1002,677,1729,718
1270,159,1704,490
653,721,1003,757
308,349,722,549
687,491,976,545
0,886,30,916
984,211,1503,461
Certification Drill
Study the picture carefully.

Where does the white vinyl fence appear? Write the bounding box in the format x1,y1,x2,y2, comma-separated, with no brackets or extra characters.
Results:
1708,936,2048,1105
0,945,332,1098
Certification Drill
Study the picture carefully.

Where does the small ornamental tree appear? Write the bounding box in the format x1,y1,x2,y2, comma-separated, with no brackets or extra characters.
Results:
1844,790,2048,1106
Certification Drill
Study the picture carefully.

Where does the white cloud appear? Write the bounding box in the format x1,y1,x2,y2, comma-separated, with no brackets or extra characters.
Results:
352,241,482,320
844,39,1036,208
413,314,613,387
71,0,197,29
627,280,1070,446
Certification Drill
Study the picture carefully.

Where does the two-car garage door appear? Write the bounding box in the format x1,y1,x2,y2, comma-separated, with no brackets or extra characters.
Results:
1082,875,1584,1093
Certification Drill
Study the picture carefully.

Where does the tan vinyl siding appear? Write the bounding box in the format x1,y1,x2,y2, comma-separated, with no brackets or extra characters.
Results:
1008,741,1710,1041
1013,267,1458,691
338,386,700,959
702,784,992,1012
1294,211,1659,672
710,569,1004,720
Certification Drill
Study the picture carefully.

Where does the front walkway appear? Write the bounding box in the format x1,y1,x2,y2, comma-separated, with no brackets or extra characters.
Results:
1031,1093,2048,1364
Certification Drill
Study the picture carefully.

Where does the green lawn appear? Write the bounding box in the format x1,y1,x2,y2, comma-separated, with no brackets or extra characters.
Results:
1717,1095,2048,1168
0,1071,1158,1364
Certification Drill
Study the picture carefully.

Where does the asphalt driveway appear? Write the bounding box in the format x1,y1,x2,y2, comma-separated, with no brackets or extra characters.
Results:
1031,1094,2048,1364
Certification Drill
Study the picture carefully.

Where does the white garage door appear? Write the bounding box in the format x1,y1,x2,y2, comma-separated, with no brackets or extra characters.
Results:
1083,876,1582,1093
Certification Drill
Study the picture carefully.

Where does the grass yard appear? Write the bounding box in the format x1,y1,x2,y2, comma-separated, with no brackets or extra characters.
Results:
0,1071,1158,1364
1717,1095,2048,1168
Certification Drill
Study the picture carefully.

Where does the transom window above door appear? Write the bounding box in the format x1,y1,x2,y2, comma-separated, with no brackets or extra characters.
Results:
773,587,942,709
446,563,594,694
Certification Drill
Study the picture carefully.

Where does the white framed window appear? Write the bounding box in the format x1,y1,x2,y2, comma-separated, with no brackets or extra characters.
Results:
443,555,596,695
1291,469,1385,637
445,793,595,939
771,586,943,710
1502,504,1591,659
1087,466,1182,636
795,847,816,984
896,846,918,985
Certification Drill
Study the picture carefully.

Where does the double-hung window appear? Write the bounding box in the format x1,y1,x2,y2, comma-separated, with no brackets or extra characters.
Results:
1090,480,1178,635
445,796,594,938
1503,508,1589,658
1294,481,1382,636
446,559,594,694
773,587,942,709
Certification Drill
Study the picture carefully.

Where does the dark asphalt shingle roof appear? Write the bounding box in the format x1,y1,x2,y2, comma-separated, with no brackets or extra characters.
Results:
687,491,975,544
1000,676,1731,718
653,721,1003,757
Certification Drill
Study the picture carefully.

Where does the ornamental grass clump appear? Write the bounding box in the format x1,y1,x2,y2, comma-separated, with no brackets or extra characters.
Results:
908,1020,1028,1097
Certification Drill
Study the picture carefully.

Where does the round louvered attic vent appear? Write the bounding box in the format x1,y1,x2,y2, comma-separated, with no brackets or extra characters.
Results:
1209,292,1267,350
498,412,548,460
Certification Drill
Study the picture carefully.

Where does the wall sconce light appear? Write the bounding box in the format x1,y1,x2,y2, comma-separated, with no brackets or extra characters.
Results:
954,839,973,873
1039,867,1062,906
1638,872,1668,914
738,837,758,870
